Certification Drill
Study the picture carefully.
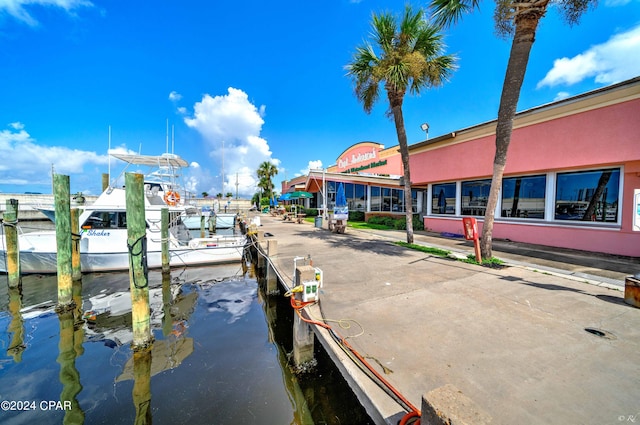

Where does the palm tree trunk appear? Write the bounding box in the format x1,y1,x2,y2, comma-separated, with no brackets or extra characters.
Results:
480,13,544,259
388,90,414,244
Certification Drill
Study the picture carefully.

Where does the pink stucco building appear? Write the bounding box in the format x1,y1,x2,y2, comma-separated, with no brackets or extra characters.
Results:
284,77,639,257
409,77,640,257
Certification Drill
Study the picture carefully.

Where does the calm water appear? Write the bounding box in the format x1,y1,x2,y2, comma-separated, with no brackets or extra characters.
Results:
0,263,372,424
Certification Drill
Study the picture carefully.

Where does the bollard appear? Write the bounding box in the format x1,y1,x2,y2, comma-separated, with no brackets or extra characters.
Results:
624,276,640,309
421,384,491,425
71,208,81,280
125,172,152,350
161,208,170,273
3,199,21,288
54,174,74,310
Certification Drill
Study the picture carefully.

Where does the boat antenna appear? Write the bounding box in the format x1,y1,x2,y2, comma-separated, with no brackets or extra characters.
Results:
166,119,169,154
221,140,225,194
108,125,111,186
172,124,175,154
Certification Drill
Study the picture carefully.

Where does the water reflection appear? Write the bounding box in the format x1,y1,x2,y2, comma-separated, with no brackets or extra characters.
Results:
6,285,25,362
131,348,152,425
57,307,85,424
0,262,371,424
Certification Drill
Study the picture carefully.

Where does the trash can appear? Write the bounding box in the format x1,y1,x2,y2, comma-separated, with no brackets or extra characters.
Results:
314,216,323,228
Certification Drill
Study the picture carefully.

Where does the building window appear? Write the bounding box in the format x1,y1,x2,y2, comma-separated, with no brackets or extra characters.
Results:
392,188,404,212
461,179,492,216
411,189,419,213
371,186,381,211
432,183,456,215
354,184,366,211
501,175,546,219
382,187,392,211
82,211,127,229
555,168,620,222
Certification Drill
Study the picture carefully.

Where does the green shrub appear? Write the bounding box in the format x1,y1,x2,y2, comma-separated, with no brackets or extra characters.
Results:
393,218,406,230
413,214,424,231
349,211,365,222
303,208,318,217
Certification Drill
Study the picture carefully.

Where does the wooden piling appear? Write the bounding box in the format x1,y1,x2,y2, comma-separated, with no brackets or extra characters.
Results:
161,208,170,273
57,309,85,424
102,173,109,192
125,172,152,350
54,174,74,310
6,286,25,362
3,199,20,288
132,347,153,425
71,208,82,280
200,215,205,238
266,239,278,294
161,271,172,337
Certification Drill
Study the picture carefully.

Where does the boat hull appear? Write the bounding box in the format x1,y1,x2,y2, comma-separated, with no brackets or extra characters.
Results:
0,240,246,274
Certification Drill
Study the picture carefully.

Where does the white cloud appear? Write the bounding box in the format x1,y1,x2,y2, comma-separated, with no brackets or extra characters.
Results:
537,24,640,88
299,160,323,176
553,91,571,101
0,0,92,26
169,91,182,101
183,88,279,197
0,122,108,192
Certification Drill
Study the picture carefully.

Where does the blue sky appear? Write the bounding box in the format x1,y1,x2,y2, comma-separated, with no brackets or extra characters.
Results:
1,0,639,198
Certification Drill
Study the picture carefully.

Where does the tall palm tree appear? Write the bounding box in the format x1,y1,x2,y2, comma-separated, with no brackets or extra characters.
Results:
346,5,456,244
431,0,595,259
256,161,278,200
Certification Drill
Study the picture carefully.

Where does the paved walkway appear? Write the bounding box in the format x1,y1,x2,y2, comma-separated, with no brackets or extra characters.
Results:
255,214,640,425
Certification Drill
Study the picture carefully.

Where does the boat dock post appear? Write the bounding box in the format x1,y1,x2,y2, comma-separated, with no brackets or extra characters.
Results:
293,265,316,367
200,215,205,238
101,173,109,192
71,208,81,281
161,208,170,274
54,174,74,311
3,199,21,288
125,172,153,350
266,239,278,294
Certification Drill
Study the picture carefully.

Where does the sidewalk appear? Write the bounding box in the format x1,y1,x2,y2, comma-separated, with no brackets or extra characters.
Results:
256,214,640,425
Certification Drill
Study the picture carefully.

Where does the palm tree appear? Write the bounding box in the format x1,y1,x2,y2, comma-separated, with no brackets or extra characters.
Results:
256,161,278,200
346,5,456,244
430,0,595,259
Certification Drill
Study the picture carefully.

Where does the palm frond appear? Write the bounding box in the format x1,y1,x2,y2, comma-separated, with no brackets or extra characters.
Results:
372,12,396,54
430,0,480,28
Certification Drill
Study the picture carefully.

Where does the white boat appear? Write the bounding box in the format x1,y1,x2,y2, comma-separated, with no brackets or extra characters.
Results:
34,152,196,221
181,207,238,231
0,186,246,274
181,205,212,230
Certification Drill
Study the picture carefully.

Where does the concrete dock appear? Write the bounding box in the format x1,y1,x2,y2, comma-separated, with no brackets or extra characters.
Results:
254,214,640,425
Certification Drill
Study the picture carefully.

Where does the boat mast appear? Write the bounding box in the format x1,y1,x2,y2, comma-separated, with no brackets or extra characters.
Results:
221,140,225,195
108,125,111,187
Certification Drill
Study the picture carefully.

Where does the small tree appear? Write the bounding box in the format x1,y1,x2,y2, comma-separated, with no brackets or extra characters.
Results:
346,5,456,244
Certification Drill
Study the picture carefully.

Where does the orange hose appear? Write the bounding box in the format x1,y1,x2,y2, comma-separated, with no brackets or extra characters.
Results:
399,410,421,425
289,295,421,420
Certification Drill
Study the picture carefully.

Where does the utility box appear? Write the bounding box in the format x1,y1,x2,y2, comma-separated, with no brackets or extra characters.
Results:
296,265,323,302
